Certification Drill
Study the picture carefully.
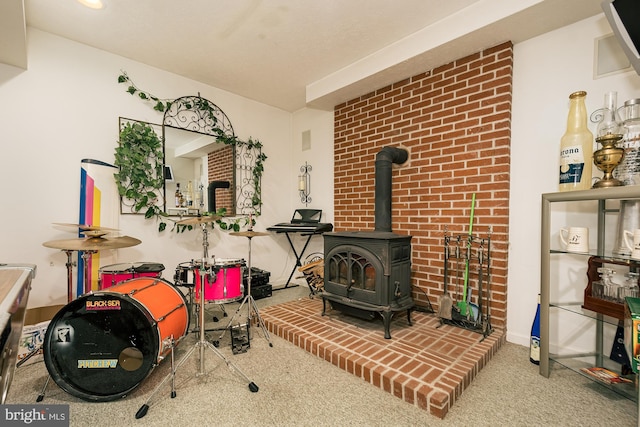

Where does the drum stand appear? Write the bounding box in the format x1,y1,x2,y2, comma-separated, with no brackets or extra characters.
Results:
136,223,258,419
214,229,273,348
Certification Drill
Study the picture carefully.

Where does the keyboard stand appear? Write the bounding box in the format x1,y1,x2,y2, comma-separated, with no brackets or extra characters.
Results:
279,231,319,289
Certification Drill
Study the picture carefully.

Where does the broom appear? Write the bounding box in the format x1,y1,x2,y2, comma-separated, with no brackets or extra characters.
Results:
457,193,476,317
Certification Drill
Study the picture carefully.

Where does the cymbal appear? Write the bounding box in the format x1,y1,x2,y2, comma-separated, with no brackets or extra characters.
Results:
176,215,222,225
82,230,109,238
43,236,141,251
230,230,271,238
53,223,119,232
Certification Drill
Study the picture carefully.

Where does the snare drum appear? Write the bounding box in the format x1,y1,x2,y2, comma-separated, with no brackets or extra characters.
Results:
194,259,245,304
43,277,189,402
99,262,164,289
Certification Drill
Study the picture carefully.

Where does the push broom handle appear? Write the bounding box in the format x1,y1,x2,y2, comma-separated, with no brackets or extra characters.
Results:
461,193,476,310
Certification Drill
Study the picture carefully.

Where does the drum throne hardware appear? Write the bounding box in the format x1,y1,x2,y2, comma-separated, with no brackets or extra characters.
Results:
213,228,273,349
136,216,258,419
34,225,141,402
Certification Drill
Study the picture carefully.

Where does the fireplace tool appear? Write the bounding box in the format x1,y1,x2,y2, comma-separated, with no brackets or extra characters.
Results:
213,227,273,349
439,229,493,339
482,228,493,335
135,217,259,419
437,232,453,320
477,238,492,338
455,235,462,305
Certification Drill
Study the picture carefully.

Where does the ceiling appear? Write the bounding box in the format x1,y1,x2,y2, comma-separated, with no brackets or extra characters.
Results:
2,0,605,112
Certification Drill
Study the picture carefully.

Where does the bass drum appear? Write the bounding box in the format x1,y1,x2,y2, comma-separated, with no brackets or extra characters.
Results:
43,277,189,402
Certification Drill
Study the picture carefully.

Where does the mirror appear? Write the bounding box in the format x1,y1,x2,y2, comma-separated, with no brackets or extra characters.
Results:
162,95,237,217
163,126,235,216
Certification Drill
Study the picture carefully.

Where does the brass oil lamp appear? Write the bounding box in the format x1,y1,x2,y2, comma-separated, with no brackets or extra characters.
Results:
592,133,624,188
591,92,625,189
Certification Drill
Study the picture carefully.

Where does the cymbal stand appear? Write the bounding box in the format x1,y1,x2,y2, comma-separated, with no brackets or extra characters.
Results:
81,250,97,294
135,240,259,419
214,231,273,348
65,250,74,302
190,222,225,329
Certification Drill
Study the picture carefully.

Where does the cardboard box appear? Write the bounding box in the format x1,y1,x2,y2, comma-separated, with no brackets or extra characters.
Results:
18,305,64,362
624,297,640,373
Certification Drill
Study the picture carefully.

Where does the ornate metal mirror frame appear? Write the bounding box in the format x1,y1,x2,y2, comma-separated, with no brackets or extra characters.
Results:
163,95,262,217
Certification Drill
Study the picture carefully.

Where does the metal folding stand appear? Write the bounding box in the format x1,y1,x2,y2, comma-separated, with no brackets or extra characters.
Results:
213,229,273,349
135,223,259,419
281,232,314,288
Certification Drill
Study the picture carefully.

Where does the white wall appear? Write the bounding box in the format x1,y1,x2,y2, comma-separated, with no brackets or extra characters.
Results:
288,108,335,260
0,28,305,308
508,14,640,345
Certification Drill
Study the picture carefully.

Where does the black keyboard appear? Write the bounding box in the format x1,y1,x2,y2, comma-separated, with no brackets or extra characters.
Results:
267,222,333,233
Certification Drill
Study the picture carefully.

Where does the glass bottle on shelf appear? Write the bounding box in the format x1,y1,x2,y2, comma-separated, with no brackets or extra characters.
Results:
559,91,594,191
618,271,639,301
530,294,541,365
608,270,620,302
615,98,640,185
175,183,181,207
596,267,619,302
195,182,203,210
592,268,605,300
186,180,193,207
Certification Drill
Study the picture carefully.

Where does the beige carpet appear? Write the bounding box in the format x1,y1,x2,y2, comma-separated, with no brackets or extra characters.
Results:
6,285,638,426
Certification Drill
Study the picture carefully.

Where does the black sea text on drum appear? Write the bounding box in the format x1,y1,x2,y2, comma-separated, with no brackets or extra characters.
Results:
85,300,121,309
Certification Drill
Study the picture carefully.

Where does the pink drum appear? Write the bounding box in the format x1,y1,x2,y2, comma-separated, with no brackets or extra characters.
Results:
194,259,245,304
99,262,164,290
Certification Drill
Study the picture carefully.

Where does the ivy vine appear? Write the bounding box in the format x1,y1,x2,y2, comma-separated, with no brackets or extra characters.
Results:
116,71,267,233
114,120,171,230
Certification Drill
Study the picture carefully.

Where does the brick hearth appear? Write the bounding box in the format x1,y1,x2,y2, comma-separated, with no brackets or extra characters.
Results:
261,298,505,419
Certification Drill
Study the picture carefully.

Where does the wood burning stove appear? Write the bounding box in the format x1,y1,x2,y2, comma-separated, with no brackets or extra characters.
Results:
320,147,413,339
322,231,413,338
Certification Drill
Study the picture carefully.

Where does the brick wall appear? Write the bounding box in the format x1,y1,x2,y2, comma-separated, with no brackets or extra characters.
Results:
208,145,235,214
333,42,512,329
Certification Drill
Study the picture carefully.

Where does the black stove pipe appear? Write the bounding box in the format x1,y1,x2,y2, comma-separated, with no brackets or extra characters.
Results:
208,180,230,213
374,146,408,233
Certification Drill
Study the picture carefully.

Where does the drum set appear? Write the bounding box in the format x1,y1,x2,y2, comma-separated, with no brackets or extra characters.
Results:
34,216,270,417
